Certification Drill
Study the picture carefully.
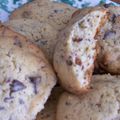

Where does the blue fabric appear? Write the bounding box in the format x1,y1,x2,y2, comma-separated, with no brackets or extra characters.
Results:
0,0,119,22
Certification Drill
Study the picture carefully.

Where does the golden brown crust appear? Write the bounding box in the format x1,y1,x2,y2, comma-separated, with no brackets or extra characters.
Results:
0,23,45,58
10,1,34,20
0,23,26,39
10,0,77,31
59,80,89,95
96,7,120,74
71,9,81,18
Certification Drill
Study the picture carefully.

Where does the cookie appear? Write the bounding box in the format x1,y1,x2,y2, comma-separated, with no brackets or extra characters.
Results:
36,87,63,120
71,6,120,74
10,0,77,30
96,6,120,74
5,19,58,62
53,10,107,94
0,24,56,120
57,75,120,120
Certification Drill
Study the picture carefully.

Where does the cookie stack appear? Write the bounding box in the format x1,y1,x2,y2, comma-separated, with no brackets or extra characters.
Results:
0,0,120,120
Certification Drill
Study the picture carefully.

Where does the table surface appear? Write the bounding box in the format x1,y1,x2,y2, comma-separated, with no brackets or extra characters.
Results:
0,0,119,22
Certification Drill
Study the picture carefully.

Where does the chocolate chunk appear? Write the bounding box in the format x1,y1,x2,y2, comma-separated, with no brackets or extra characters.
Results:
66,56,73,66
75,57,82,65
103,30,116,39
35,39,48,45
54,9,63,13
4,96,14,103
6,79,11,83
79,21,87,28
65,115,69,119
0,83,2,89
110,14,116,23
39,40,48,45
66,59,73,66
0,106,5,110
13,37,22,48
73,38,83,42
103,4,112,8
9,116,13,120
22,11,31,18
117,55,120,61
29,77,41,94
19,99,24,104
96,103,101,107
81,65,84,70
65,101,71,106
10,80,26,94
18,67,22,72
6,51,11,57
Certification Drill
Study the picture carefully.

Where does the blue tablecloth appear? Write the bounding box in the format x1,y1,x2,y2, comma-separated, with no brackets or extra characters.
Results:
0,0,119,22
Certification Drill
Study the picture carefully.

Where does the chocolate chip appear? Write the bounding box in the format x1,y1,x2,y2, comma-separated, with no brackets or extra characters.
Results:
13,37,22,48
73,38,83,42
79,21,86,28
89,86,93,89
4,96,14,103
6,51,11,57
0,106,5,110
65,101,71,106
103,3,112,8
54,9,63,13
6,79,11,83
22,11,31,18
18,67,22,72
65,115,68,119
96,103,101,107
10,80,26,94
103,30,116,39
81,65,84,70
75,57,82,65
117,55,120,61
29,77,41,94
19,99,24,104
9,116,13,120
110,14,116,23
39,40,48,45
49,14,54,18
66,59,73,66
101,94,104,98
117,109,120,114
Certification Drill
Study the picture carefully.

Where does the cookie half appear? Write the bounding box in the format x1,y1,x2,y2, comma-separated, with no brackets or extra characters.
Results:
54,10,107,94
96,6,120,74
71,5,120,74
